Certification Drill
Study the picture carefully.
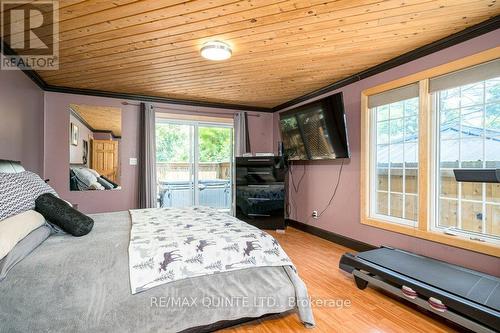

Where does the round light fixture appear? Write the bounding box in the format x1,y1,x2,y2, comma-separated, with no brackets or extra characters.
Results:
200,41,232,61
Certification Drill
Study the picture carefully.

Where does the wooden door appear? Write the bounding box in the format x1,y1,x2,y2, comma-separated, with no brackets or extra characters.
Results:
91,139,119,182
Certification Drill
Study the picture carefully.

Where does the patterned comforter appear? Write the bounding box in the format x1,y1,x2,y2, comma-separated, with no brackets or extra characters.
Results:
129,207,294,294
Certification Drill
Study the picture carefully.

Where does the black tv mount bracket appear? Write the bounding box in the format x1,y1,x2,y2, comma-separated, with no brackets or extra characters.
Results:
453,169,500,183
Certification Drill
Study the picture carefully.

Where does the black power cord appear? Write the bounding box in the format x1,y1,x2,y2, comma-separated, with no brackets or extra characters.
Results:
305,159,345,223
318,159,345,217
286,160,345,222
289,163,306,193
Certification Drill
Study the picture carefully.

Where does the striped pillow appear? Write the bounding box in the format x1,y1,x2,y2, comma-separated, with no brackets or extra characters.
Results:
0,171,58,221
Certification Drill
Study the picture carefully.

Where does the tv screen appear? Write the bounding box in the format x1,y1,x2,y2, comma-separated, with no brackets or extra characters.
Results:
279,92,350,160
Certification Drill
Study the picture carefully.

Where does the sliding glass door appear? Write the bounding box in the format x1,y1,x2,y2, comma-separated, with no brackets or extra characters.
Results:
156,119,233,211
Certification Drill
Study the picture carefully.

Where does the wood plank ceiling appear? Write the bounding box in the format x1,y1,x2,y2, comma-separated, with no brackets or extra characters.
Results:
70,104,122,137
6,0,500,108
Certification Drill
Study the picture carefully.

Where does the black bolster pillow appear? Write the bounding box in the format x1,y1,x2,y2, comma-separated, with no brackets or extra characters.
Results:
100,175,119,188
35,193,94,237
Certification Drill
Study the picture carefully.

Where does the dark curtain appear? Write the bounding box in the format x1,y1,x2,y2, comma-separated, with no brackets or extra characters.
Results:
138,102,157,208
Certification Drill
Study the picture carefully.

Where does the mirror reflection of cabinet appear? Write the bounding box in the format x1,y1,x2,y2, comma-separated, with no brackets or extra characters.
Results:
91,139,119,182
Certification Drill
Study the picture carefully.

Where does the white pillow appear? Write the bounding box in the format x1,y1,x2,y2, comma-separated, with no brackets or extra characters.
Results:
0,210,46,260
71,168,98,186
87,168,101,178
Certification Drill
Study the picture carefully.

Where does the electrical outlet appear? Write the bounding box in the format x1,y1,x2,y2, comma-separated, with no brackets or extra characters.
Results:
312,210,318,219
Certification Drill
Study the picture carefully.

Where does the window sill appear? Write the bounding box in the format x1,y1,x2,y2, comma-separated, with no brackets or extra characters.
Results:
361,217,500,257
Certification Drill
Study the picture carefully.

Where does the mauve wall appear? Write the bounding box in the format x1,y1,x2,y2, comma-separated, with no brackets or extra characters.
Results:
273,29,500,276
43,92,274,214
0,69,44,174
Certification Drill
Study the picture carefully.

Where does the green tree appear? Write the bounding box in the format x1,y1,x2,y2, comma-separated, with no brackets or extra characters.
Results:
156,124,189,162
155,124,232,163
199,127,231,162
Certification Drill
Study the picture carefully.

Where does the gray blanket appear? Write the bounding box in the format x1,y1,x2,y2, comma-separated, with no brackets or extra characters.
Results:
0,211,314,333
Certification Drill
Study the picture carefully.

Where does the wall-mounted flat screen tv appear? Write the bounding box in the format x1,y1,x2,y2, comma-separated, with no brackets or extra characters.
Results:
279,92,350,160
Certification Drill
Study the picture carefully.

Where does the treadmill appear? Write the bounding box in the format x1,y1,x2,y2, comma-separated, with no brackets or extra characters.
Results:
340,247,500,332
340,168,500,332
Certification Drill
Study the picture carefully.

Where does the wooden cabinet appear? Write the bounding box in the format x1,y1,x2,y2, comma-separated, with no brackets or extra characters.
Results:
91,139,119,182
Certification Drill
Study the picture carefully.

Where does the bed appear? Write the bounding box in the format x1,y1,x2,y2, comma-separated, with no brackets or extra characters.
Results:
0,160,314,333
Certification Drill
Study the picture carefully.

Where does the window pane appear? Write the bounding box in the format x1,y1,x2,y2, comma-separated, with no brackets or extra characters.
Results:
440,169,458,198
377,145,389,168
390,101,404,119
390,170,403,193
390,193,404,218
461,201,483,233
404,98,418,116
439,199,458,228
405,169,418,194
461,106,483,136
405,194,418,221
485,137,500,168
404,142,418,168
485,78,500,103
377,105,390,121
461,182,483,201
486,183,500,204
376,191,388,215
377,121,389,145
460,82,484,107
460,139,483,168
390,119,404,143
439,87,460,110
485,103,500,132
376,169,388,191
390,144,403,168
405,116,418,142
440,108,460,140
440,140,459,168
485,204,500,237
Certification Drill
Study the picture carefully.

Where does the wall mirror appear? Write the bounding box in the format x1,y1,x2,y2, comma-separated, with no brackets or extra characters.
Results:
69,104,122,191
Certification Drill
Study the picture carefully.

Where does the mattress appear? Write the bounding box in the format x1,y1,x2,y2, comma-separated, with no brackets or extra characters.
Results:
0,211,312,333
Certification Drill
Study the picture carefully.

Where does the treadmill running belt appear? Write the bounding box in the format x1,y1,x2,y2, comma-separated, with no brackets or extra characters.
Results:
357,248,500,311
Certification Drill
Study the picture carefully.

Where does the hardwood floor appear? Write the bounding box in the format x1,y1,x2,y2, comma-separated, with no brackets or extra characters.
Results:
223,227,460,333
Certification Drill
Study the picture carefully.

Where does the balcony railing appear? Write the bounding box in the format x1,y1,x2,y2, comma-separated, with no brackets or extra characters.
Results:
156,162,230,181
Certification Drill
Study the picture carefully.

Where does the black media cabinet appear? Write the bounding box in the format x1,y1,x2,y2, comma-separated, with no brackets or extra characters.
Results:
235,156,286,230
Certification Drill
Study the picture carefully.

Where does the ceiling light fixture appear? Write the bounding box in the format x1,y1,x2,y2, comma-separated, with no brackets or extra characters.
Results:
200,41,232,61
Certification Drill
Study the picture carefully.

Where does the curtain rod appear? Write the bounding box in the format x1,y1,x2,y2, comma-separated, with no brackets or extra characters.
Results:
121,101,261,117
